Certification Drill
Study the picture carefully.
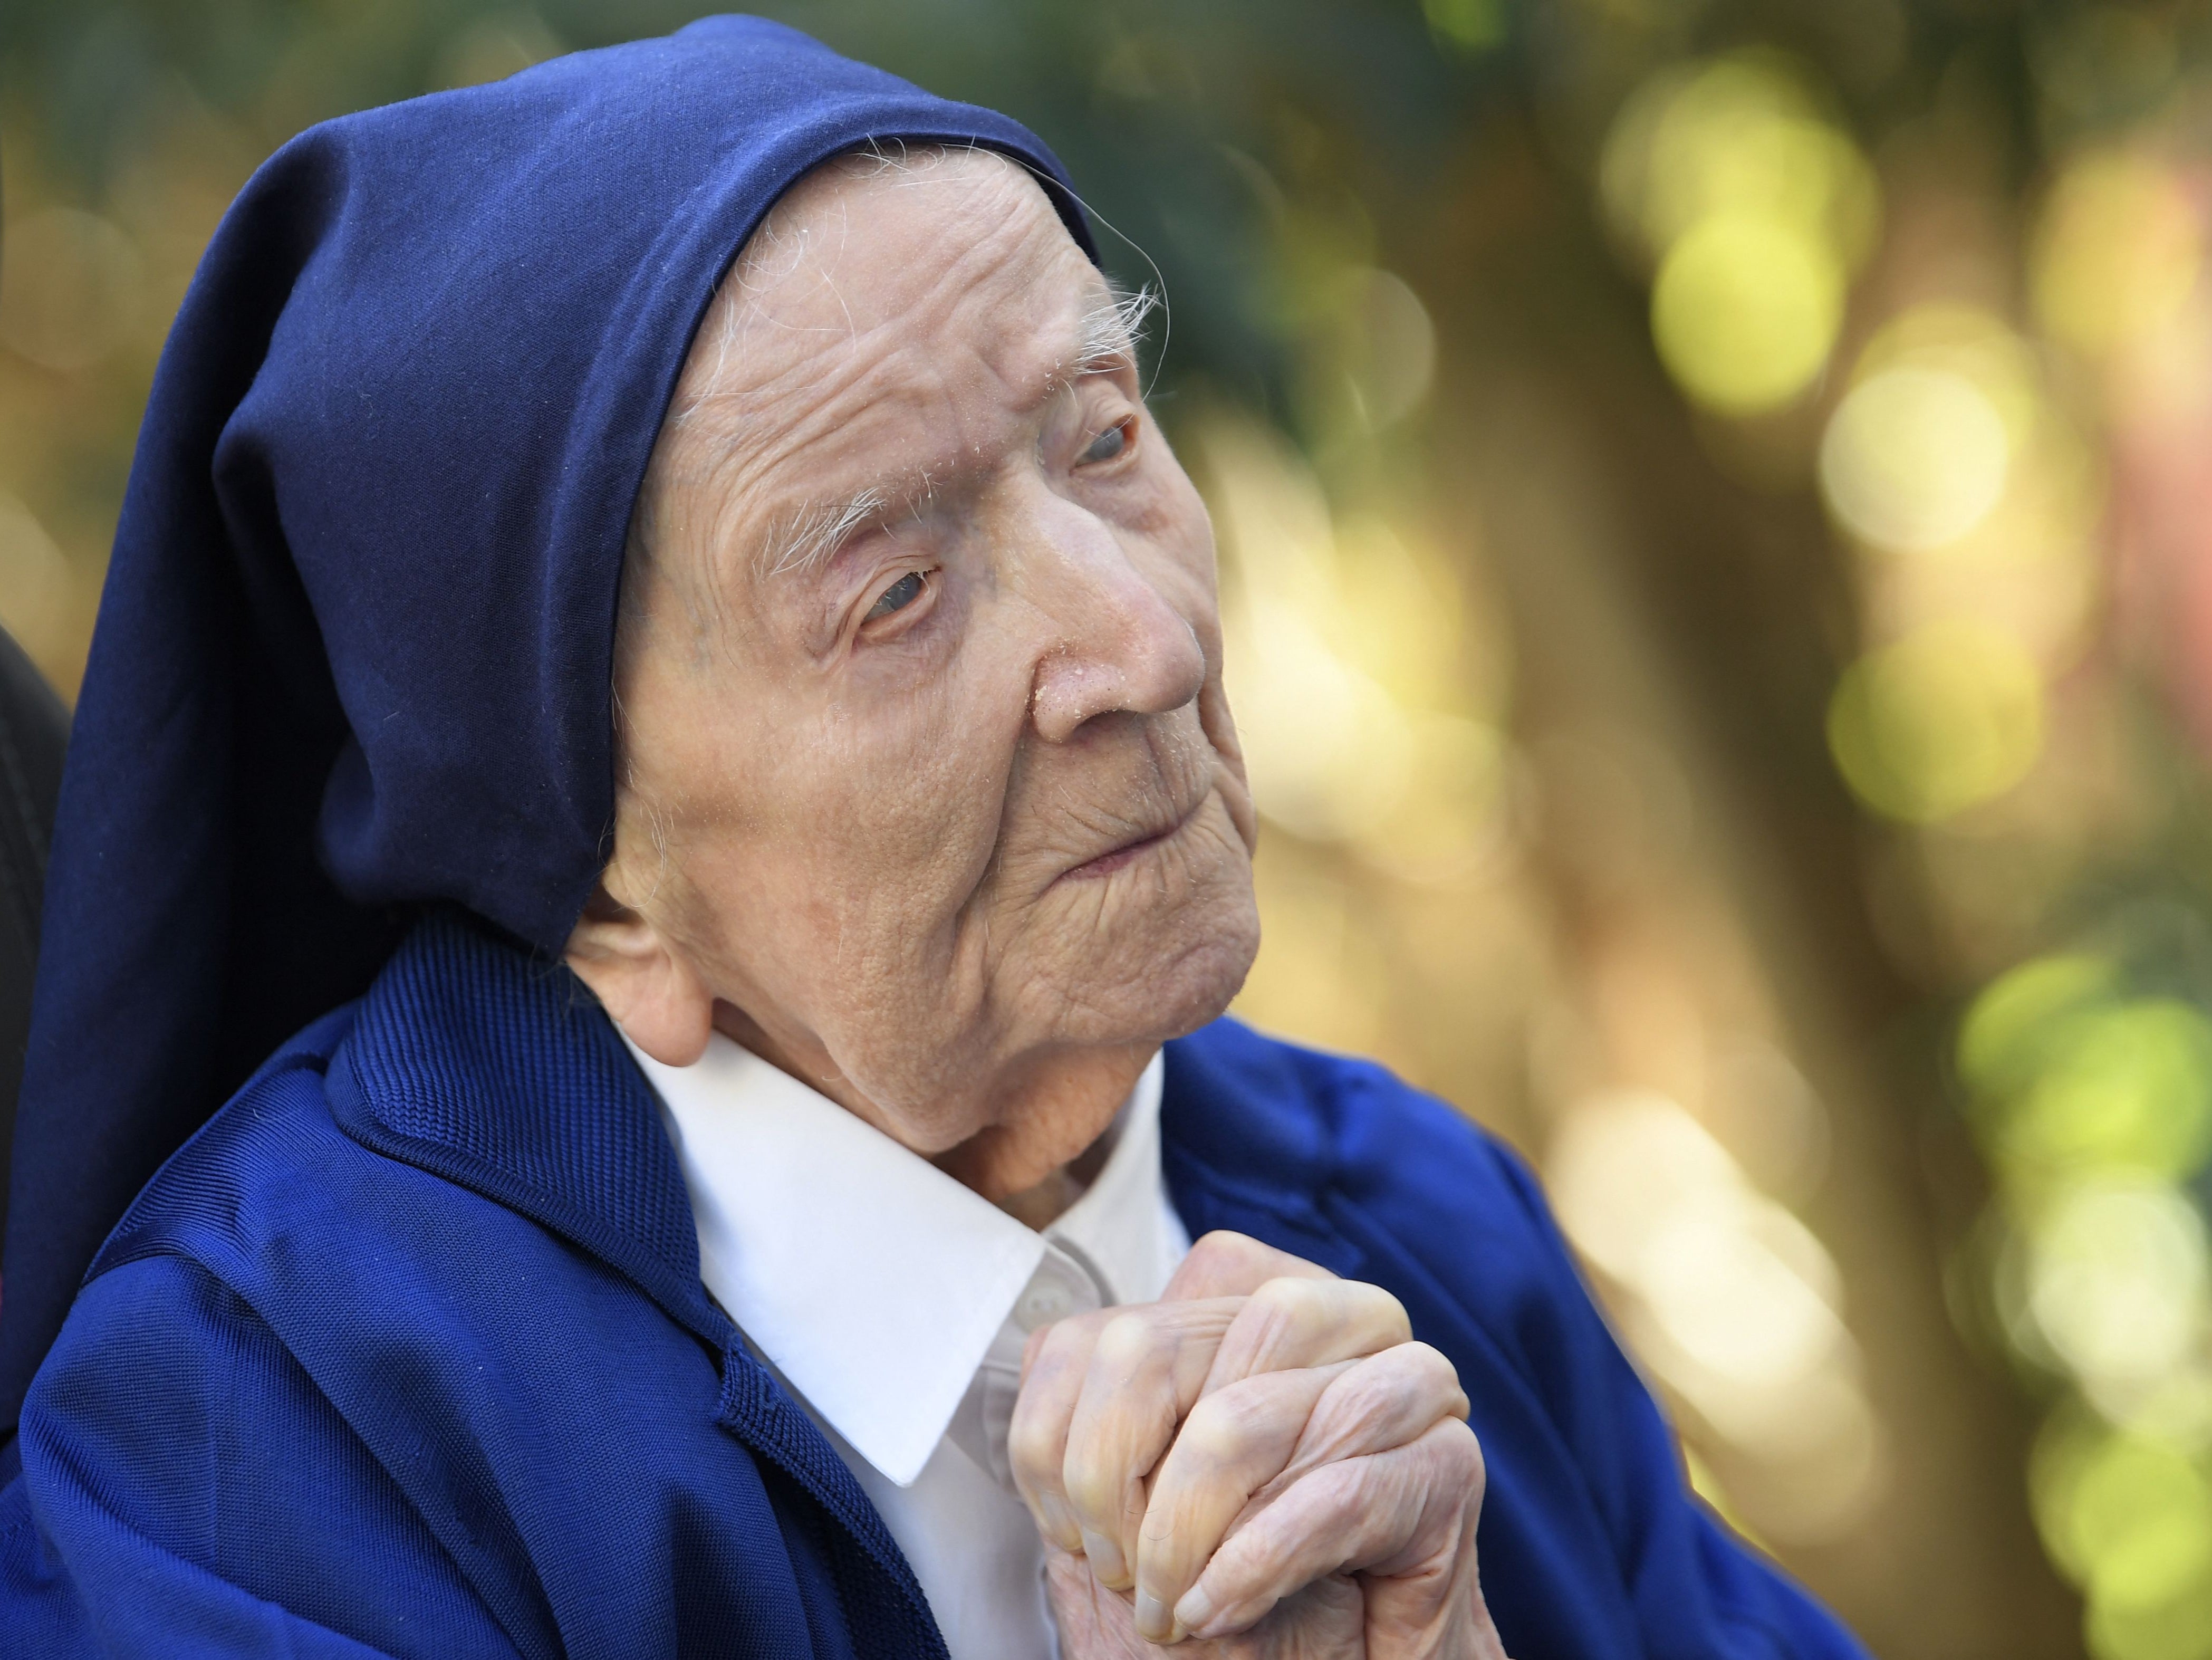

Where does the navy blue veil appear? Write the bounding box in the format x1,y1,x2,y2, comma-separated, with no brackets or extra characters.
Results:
0,16,1094,1434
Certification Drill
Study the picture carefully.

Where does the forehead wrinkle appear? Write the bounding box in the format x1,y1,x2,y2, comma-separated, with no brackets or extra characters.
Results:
725,157,1038,389
660,306,902,552
750,327,1074,589
629,151,1081,673
679,238,965,464
685,160,1079,434
685,350,960,591
694,319,1021,587
669,171,1105,606
672,182,870,431
719,287,1114,593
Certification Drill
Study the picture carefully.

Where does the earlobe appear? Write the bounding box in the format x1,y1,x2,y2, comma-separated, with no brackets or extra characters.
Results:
563,890,717,1067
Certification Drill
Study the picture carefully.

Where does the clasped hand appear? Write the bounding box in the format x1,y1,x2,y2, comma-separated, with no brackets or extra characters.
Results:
1009,1232,1511,1657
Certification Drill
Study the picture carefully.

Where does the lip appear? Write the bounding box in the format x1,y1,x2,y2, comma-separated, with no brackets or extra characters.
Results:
1057,794,1206,884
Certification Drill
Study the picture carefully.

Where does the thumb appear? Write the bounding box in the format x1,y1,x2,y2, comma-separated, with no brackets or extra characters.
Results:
1165,1231,1336,1301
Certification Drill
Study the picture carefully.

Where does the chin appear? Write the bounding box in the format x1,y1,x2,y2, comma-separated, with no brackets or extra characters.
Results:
1040,866,1261,1050
1111,808,1261,1040
1138,898,1261,1037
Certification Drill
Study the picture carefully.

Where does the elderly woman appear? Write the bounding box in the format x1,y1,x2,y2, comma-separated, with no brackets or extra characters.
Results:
0,20,1864,1660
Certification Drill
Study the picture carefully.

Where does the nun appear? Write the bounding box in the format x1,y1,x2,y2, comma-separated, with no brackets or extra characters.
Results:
0,18,1868,1659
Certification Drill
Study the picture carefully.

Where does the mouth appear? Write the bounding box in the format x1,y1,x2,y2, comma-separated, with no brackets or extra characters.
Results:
1057,793,1208,884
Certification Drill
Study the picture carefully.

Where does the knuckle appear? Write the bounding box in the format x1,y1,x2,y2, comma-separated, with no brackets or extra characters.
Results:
1061,1447,1117,1517
1248,1277,1411,1353
1434,1418,1487,1492
1400,1339,1458,1380
1026,1321,1091,1382
1383,1341,1468,1408
1358,1283,1413,1341
1234,1279,1319,1355
1190,1230,1260,1269
1249,1275,1322,1319
1007,1421,1054,1483
1053,1308,1115,1349
1326,1359,1401,1420
1093,1311,1156,1369
1176,1392,1257,1466
1410,1346,1473,1419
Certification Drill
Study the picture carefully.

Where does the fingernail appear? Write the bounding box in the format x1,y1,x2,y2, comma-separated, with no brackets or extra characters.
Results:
1039,1494,1081,1550
1134,1590,1172,1642
1081,1528,1130,1587
1175,1586,1216,1636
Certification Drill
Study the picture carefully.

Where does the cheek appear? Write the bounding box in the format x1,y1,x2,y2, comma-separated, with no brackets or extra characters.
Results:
719,654,1026,947
838,651,1014,835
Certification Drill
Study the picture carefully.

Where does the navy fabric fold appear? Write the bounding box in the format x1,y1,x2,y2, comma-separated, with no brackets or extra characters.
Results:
0,13,1095,1433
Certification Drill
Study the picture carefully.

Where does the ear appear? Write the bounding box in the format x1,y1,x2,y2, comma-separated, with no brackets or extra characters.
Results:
564,885,717,1067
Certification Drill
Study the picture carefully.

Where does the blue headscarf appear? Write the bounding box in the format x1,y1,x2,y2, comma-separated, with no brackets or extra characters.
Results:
0,16,1094,1432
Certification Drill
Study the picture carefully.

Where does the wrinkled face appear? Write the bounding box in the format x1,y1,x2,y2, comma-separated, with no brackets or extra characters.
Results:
597,149,1259,1199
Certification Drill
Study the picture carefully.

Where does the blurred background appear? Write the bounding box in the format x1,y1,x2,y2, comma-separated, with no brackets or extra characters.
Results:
9,0,2212,1653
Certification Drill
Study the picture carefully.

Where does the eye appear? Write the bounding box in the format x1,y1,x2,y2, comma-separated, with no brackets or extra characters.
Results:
865,570,928,621
1079,418,1132,466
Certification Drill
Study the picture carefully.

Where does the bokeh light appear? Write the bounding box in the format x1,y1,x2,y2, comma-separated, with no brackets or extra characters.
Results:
1204,416,1509,860
1601,51,1879,273
2033,151,2202,360
1550,1089,1882,1540
2012,1001,2212,1180
1419,0,1506,54
1826,621,2045,822
1338,268,1437,430
1603,51,1876,416
2037,1419,2212,1660
2026,1180,2208,1390
1961,957,2212,1182
1969,934,2212,1651
1820,367,2011,553
1650,214,1843,416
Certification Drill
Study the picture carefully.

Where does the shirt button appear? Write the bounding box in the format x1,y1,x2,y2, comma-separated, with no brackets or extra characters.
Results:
1018,1282,1076,1327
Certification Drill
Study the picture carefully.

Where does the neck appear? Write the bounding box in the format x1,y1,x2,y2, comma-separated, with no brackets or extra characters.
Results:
711,997,1152,1211
930,1041,1152,1203
989,1115,1120,1230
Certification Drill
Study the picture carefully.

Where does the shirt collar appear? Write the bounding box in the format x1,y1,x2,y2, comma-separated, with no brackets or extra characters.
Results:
625,1031,1167,1488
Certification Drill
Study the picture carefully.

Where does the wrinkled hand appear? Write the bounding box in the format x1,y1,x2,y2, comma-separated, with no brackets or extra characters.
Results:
1010,1232,1509,1657
1042,1543,1367,1658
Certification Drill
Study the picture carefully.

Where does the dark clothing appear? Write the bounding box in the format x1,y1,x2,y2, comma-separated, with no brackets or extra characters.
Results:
0,916,1868,1658
0,628,65,1226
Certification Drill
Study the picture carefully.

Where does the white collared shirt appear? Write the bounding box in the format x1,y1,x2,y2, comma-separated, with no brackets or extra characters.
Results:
624,1033,1190,1660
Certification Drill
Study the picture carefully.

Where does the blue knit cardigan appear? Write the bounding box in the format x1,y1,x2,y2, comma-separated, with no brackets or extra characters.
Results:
0,914,1868,1658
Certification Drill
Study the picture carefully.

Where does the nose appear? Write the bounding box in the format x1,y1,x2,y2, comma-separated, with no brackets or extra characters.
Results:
1023,500,1207,744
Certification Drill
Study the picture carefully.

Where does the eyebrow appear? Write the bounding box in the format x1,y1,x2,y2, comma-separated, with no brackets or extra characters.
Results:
1053,279,1157,395
755,279,1160,584
758,486,893,580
